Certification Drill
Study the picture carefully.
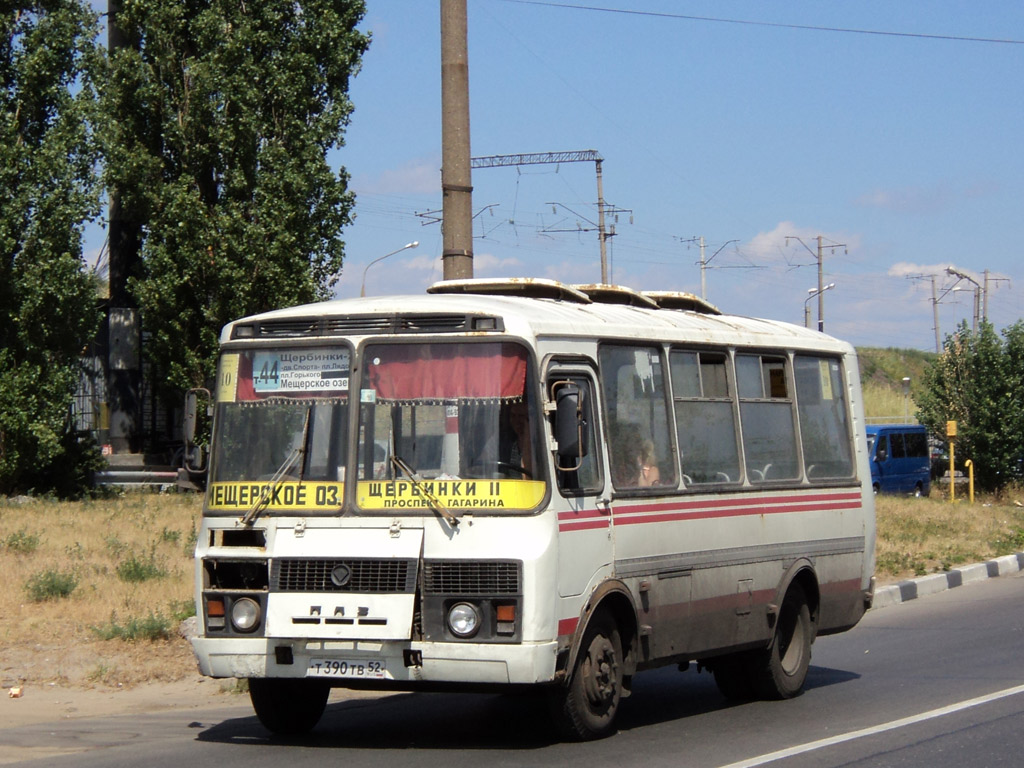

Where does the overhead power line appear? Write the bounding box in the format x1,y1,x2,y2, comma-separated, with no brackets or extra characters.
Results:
503,1,1024,45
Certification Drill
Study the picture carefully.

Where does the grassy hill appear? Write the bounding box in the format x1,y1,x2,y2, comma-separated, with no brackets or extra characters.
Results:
856,347,936,423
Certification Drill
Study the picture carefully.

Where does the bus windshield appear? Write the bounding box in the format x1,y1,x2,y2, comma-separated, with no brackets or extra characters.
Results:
355,341,545,513
207,348,350,515
205,341,545,516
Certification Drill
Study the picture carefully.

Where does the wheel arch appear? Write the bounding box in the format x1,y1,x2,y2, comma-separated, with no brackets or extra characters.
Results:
563,579,639,683
777,559,820,631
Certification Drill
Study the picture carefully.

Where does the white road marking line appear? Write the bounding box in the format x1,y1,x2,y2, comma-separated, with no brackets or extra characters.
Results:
717,682,1024,768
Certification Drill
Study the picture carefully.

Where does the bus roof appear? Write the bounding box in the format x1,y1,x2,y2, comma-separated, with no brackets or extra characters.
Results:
222,278,853,354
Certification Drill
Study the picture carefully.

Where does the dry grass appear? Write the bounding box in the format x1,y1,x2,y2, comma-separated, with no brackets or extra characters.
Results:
3,488,1024,690
0,492,200,689
875,489,1024,582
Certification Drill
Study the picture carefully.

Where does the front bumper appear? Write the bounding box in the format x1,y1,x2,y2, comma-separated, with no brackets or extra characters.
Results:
192,636,559,686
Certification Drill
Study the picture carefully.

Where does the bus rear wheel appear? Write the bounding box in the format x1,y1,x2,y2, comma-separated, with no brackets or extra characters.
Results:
248,677,330,735
754,582,813,700
550,612,624,740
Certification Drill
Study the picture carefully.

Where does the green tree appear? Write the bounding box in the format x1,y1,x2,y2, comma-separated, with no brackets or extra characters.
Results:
102,0,369,406
917,320,1024,492
0,3,103,496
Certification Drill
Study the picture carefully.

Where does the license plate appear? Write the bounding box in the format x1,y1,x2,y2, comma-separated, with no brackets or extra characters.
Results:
307,658,389,679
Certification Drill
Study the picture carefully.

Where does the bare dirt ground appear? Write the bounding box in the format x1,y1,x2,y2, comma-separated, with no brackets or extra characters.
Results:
0,630,239,728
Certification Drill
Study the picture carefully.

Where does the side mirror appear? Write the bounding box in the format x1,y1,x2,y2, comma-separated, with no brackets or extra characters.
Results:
554,382,590,470
183,388,211,474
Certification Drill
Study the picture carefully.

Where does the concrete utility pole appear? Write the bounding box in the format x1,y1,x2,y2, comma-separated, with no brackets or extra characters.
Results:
946,266,982,333
440,0,473,280
595,157,609,284
106,0,143,453
683,236,739,301
786,235,846,332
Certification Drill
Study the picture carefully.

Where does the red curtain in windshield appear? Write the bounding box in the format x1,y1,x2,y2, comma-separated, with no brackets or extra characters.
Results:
366,343,527,402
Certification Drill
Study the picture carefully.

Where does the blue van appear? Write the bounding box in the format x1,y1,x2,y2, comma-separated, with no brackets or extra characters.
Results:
865,424,931,496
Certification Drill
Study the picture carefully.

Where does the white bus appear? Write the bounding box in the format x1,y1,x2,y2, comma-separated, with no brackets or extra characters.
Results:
189,278,875,740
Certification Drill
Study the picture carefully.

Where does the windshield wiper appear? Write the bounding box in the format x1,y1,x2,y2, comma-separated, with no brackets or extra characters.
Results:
241,407,312,527
390,455,460,528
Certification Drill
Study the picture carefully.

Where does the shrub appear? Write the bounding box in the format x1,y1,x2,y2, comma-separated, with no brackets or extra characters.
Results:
116,550,166,583
25,568,78,601
3,528,40,554
91,611,172,642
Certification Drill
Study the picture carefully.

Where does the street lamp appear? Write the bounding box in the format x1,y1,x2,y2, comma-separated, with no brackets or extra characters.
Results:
804,283,835,330
945,266,982,332
360,241,419,297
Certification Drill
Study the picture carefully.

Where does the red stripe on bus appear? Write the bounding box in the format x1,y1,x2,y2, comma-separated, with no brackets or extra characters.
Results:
558,617,579,637
556,491,862,532
557,507,611,533
558,520,610,532
614,500,862,526
613,491,861,518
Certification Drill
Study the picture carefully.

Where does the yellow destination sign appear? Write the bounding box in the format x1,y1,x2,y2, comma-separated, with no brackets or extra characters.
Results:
209,481,344,511
357,479,545,510
208,479,546,512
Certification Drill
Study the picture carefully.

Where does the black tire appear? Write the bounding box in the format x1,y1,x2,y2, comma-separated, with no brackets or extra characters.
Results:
549,612,624,740
753,582,813,700
248,677,330,735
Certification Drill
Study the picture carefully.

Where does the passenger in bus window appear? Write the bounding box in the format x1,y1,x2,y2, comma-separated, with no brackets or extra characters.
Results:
638,440,661,487
507,400,533,477
611,423,660,487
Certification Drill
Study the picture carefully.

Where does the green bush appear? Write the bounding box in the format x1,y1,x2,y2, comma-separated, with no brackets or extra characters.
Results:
116,550,166,583
3,528,40,554
25,568,78,601
168,598,196,621
91,611,172,642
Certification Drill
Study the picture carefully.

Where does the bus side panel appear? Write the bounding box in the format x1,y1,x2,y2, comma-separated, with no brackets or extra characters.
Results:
611,489,870,663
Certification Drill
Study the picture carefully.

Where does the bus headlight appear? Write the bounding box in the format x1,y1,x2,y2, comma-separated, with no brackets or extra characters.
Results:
447,602,481,638
230,597,262,633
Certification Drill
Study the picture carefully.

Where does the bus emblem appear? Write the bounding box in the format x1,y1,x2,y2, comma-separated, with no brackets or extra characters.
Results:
330,564,352,588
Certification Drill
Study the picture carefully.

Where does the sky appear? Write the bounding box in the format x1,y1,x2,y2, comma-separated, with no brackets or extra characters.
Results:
328,0,1024,352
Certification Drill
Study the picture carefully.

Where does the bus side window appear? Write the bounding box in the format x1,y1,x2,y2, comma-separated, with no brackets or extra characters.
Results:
793,355,854,481
549,376,602,494
736,353,799,482
671,350,740,485
598,344,676,491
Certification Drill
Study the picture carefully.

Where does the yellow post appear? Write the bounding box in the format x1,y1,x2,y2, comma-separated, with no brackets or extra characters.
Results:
946,421,957,502
949,441,955,501
964,459,974,503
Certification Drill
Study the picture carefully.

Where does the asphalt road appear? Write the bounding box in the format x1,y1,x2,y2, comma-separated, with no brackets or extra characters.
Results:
4,571,1024,767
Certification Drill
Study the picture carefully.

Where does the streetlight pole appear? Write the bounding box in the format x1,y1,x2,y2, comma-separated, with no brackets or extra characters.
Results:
945,266,982,332
786,235,846,332
804,283,835,329
361,241,419,297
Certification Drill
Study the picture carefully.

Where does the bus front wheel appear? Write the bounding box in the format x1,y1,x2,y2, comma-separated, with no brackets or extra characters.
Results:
248,677,330,735
550,612,624,740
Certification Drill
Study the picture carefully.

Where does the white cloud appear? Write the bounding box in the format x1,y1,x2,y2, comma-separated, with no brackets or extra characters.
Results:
854,184,951,214
473,252,525,275
887,261,950,278
743,222,858,268
352,156,440,196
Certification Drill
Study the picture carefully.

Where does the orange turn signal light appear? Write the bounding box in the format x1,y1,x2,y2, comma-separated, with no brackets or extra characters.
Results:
495,604,516,622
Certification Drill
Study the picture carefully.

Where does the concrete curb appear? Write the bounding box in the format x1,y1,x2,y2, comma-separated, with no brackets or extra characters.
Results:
871,552,1024,610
